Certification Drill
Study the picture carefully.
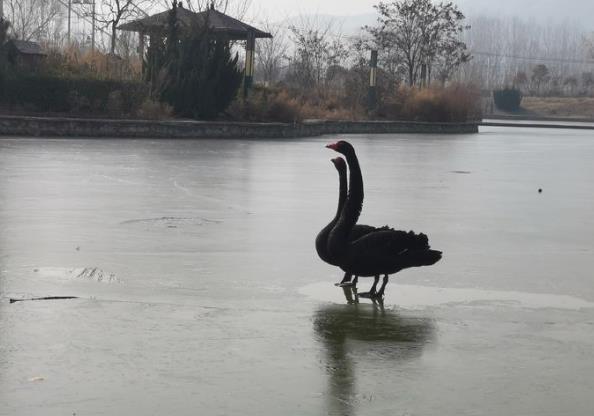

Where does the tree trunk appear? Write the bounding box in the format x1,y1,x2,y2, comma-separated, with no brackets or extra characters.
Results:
111,22,117,54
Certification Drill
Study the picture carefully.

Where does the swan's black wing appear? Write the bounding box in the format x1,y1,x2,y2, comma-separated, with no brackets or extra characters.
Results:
349,224,391,242
351,229,429,255
349,229,440,271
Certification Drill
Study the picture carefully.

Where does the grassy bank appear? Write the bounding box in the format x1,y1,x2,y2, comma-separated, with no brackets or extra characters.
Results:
521,97,594,119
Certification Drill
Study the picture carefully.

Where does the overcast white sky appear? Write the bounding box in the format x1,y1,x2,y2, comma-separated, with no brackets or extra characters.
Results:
247,0,594,28
248,0,377,20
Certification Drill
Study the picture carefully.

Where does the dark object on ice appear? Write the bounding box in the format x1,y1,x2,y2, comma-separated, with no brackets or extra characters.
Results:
315,157,388,287
10,296,79,304
538,188,543,193
325,140,442,298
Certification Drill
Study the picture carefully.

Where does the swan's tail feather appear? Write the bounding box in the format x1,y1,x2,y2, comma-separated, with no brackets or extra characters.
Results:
405,231,430,250
422,249,442,266
403,249,442,268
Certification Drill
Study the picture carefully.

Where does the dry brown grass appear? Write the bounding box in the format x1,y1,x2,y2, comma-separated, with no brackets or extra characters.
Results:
43,45,142,80
522,96,594,119
378,84,481,122
227,87,303,123
135,98,174,120
229,84,480,123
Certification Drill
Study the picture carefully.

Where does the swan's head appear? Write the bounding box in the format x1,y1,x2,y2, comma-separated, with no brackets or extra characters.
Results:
326,140,355,156
331,157,346,171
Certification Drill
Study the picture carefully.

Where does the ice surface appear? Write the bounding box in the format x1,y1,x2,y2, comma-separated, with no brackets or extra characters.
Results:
1,128,594,415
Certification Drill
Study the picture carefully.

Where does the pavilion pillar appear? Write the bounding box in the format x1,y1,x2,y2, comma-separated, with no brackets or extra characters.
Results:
138,32,146,76
243,30,255,97
368,50,378,111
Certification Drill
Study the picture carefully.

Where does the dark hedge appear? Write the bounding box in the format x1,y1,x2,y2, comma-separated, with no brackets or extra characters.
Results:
0,75,148,115
493,88,523,112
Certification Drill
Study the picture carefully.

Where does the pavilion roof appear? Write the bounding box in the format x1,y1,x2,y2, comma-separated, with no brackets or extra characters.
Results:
118,6,272,40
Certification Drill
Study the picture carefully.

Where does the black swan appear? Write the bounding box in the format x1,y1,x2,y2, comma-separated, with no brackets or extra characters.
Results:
315,157,387,286
326,140,442,298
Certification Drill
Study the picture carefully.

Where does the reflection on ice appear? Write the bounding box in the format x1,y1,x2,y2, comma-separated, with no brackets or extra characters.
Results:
313,301,434,415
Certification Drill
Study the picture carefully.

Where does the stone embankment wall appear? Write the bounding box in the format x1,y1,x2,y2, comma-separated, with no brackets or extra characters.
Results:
0,115,478,138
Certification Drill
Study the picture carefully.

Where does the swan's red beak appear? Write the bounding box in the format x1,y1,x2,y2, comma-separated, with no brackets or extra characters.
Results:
326,143,338,150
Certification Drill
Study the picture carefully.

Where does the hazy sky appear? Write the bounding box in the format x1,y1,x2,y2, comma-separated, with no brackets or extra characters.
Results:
249,0,377,20
248,0,594,27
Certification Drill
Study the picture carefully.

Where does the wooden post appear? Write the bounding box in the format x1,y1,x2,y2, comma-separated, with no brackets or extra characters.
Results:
368,50,378,111
139,32,145,75
244,30,255,97
138,32,145,57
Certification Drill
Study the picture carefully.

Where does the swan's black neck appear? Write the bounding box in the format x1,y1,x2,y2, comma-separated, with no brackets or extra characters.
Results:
328,148,364,257
315,162,348,263
336,163,348,219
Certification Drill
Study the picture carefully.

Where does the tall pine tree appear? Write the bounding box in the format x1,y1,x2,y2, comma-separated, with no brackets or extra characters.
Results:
153,3,242,119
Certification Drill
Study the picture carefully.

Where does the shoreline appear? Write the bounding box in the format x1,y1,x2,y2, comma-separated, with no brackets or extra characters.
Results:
0,114,478,138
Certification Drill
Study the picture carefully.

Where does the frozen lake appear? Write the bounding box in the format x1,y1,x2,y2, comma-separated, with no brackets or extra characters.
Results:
1,127,594,415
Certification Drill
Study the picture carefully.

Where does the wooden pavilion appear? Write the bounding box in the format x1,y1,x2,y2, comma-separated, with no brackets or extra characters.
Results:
118,3,272,94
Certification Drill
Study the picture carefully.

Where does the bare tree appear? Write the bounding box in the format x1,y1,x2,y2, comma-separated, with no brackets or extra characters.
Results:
459,16,589,92
5,0,63,41
531,64,549,94
254,21,287,84
285,18,348,89
97,0,149,55
368,0,470,86
583,33,594,59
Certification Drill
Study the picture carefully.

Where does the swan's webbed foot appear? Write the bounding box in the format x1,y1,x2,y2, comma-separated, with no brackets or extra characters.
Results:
358,275,380,298
341,286,359,304
335,274,358,287
358,291,375,298
361,275,388,299
371,297,384,308
374,275,389,299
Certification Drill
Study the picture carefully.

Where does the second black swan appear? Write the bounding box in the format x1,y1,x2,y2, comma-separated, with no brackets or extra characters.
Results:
315,157,388,286
326,140,442,298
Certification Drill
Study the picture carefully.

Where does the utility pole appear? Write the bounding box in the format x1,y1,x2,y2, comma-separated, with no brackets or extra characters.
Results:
91,0,96,51
68,0,72,43
72,0,96,50
368,50,378,112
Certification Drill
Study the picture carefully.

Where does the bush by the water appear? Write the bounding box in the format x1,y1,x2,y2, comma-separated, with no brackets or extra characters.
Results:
0,75,148,115
227,84,480,123
493,88,523,112
377,84,481,122
227,86,303,123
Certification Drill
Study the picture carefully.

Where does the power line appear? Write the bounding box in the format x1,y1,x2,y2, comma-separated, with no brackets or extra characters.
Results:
55,0,111,38
55,0,150,42
471,50,594,65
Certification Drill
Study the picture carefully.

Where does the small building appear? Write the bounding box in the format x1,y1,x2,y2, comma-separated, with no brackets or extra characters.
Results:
118,3,272,95
5,40,46,71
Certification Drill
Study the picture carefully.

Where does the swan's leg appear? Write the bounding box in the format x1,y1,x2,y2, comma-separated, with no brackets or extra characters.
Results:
359,275,379,298
335,272,353,287
375,274,389,298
